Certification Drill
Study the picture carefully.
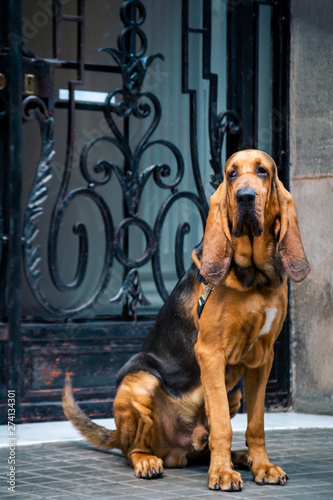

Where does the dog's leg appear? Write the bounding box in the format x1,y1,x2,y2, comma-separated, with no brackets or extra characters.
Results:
126,402,164,479
244,355,288,485
113,372,164,480
195,341,243,492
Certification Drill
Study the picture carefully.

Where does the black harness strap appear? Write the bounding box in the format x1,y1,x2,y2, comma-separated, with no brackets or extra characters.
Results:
196,269,215,319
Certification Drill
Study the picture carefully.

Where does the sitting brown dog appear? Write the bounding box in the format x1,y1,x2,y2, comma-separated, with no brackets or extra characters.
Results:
63,149,310,491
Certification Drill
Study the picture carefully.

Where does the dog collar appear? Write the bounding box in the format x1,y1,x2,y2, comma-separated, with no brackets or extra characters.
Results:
196,269,215,319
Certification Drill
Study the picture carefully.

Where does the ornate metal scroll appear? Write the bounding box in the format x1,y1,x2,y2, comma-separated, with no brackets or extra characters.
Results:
22,0,115,317
21,0,206,319
22,0,241,320
96,0,208,306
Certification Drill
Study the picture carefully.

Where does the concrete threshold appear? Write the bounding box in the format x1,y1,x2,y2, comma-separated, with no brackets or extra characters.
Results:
1,412,333,448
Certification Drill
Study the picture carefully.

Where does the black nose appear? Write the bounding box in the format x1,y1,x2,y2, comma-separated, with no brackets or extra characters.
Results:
236,187,256,207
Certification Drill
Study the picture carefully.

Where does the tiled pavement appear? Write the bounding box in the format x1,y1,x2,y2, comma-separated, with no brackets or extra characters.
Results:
1,428,333,499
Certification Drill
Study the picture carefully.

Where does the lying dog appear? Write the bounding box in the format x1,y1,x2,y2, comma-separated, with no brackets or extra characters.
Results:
63,149,310,492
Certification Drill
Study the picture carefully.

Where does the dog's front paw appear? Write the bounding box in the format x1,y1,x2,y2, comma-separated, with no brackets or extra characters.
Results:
132,454,164,479
208,465,243,491
249,459,288,486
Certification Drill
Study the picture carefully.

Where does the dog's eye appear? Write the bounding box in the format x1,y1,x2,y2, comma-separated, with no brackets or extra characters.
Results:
257,165,268,177
228,170,237,181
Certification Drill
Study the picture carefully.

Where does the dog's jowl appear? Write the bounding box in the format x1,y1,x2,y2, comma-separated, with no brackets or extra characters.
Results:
63,150,310,492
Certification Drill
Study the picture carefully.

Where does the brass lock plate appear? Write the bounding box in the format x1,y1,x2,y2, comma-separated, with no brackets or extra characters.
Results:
24,74,35,94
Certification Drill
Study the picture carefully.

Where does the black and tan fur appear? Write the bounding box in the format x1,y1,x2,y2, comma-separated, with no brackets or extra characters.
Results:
63,150,310,491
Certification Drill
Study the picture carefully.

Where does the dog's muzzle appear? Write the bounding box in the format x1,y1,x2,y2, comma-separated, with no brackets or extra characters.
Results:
236,187,256,207
234,187,262,238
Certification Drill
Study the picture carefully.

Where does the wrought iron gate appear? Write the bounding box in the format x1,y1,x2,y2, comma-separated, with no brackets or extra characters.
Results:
0,0,290,423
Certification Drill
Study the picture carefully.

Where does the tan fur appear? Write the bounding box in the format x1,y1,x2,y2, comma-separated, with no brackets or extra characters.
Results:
63,150,310,492
195,150,309,490
63,371,241,476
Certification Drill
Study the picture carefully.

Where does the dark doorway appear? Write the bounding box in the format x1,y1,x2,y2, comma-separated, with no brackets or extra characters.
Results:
0,0,290,423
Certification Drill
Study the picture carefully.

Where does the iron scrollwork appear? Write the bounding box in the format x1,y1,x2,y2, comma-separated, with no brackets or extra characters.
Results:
22,95,115,317
22,0,239,320
97,0,207,311
210,110,240,189
21,0,204,319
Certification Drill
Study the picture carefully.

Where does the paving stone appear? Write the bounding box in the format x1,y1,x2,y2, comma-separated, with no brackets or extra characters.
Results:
0,429,333,499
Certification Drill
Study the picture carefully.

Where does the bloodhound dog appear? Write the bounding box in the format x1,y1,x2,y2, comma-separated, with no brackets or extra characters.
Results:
63,149,310,492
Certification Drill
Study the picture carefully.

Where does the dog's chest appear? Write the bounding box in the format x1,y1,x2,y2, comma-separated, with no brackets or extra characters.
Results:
234,302,282,367
206,284,287,367
247,306,277,343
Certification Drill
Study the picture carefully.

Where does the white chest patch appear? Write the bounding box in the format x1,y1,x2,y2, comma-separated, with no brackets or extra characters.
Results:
258,307,277,338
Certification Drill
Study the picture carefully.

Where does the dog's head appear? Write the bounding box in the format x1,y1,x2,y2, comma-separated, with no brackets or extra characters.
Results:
198,149,310,288
225,149,274,239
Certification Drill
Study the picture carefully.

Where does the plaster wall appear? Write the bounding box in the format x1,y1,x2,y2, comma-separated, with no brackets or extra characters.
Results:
290,0,333,414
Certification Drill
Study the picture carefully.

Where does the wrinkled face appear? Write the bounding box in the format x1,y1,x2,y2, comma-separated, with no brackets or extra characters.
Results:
225,149,277,238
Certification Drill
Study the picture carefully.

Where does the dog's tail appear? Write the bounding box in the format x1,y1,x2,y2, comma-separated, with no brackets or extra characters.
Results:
62,374,119,450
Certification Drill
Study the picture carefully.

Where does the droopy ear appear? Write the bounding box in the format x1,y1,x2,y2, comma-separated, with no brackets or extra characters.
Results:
200,181,233,287
275,177,310,282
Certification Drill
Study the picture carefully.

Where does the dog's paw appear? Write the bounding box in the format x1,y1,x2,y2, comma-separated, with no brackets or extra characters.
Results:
208,466,243,491
133,456,164,480
231,449,249,470
192,424,209,451
249,460,288,485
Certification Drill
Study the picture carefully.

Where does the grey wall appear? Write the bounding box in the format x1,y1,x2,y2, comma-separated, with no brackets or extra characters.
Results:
290,0,333,414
